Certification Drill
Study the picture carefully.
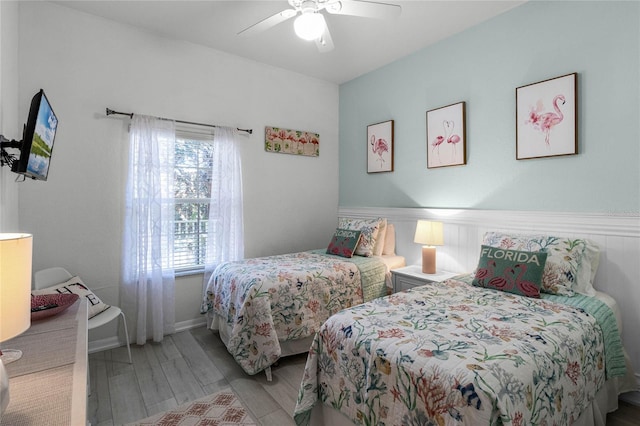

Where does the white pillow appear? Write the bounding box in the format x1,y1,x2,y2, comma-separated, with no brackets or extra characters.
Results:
32,276,110,319
382,223,396,255
574,241,600,296
373,218,387,256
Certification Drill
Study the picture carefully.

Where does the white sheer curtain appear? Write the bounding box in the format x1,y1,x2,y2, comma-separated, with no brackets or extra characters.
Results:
202,126,244,290
122,114,176,345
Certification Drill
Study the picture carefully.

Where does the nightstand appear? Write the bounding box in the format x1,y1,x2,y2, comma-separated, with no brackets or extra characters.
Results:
391,265,459,293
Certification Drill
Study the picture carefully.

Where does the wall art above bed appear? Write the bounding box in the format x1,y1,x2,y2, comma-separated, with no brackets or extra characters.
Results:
367,120,394,173
426,101,466,168
264,126,319,157
516,73,578,160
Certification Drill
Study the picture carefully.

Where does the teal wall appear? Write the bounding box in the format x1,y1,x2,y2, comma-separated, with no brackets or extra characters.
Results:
339,1,639,213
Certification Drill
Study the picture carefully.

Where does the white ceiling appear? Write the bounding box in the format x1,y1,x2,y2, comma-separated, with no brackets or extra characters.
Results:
54,0,526,84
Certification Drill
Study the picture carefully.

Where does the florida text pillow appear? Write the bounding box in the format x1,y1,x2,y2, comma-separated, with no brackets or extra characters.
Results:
482,232,597,296
472,245,548,298
327,228,362,258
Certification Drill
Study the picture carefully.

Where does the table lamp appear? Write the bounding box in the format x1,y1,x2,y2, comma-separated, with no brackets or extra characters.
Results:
413,220,443,274
0,233,32,416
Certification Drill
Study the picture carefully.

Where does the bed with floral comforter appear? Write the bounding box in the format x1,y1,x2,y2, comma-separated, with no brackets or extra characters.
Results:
201,250,388,376
294,275,626,426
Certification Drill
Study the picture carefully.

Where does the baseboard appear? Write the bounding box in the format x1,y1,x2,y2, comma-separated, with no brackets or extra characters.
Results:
620,390,640,406
88,317,208,354
175,317,207,333
88,336,122,354
622,375,640,405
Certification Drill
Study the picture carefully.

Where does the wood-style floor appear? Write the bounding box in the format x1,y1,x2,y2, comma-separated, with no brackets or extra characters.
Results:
88,326,640,425
88,326,303,425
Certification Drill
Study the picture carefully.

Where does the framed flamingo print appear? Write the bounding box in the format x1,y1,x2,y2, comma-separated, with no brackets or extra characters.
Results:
516,73,577,160
367,120,394,173
426,101,466,168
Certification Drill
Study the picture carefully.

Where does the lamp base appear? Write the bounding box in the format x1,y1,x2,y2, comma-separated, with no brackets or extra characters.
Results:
421,246,437,274
0,349,23,365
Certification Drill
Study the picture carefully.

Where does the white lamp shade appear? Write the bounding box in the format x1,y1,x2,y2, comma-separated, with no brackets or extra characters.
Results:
414,220,444,246
0,234,32,343
294,12,326,41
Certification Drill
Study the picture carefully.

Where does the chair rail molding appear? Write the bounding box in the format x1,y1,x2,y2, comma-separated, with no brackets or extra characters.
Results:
338,207,640,237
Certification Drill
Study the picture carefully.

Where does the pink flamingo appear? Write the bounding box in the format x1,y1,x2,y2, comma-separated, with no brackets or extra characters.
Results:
512,264,540,297
298,133,308,154
309,135,319,155
488,267,515,291
446,121,461,158
287,132,298,152
528,94,565,146
266,128,276,143
431,120,451,159
370,135,389,166
475,260,496,287
431,135,444,154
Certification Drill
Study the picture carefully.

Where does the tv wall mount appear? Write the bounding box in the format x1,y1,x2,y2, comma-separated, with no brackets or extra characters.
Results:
0,135,22,168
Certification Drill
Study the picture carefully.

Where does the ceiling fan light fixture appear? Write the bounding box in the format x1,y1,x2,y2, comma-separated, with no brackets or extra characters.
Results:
294,12,325,41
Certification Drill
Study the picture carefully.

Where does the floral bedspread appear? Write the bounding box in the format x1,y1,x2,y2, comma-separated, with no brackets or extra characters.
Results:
201,251,387,375
294,277,621,426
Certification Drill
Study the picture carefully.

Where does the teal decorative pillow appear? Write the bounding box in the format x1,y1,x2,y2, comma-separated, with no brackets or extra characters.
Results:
482,232,596,296
472,245,548,298
327,228,362,258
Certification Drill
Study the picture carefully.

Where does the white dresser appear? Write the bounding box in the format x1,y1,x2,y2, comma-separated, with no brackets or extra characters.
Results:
3,299,88,425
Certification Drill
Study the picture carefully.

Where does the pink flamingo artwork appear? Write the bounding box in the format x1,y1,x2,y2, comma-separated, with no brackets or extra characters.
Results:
265,126,319,157
527,94,566,146
370,135,389,166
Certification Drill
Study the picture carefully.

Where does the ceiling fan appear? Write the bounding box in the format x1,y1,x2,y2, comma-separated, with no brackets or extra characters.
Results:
238,0,402,52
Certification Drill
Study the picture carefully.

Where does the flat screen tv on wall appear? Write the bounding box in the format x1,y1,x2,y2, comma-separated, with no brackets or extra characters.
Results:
12,89,58,181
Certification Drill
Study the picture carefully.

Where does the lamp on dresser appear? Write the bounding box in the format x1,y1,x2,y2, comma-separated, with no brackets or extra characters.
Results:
413,220,444,274
0,233,32,417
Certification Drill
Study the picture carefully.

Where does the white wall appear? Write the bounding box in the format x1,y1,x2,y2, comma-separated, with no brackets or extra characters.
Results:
17,2,339,342
0,1,20,231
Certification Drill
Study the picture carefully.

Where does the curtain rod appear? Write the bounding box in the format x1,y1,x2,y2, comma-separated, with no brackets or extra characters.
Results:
105,108,253,135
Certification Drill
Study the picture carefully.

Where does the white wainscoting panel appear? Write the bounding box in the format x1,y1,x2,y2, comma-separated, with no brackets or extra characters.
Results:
339,206,640,395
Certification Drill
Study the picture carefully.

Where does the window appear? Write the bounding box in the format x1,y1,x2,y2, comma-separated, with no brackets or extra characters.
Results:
173,130,214,272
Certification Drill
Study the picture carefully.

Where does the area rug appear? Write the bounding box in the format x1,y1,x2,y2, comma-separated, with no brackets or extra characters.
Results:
128,387,257,426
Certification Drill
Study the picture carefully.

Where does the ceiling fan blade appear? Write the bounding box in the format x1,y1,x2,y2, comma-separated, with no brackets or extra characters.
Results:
237,9,297,37
315,22,334,52
325,0,401,19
